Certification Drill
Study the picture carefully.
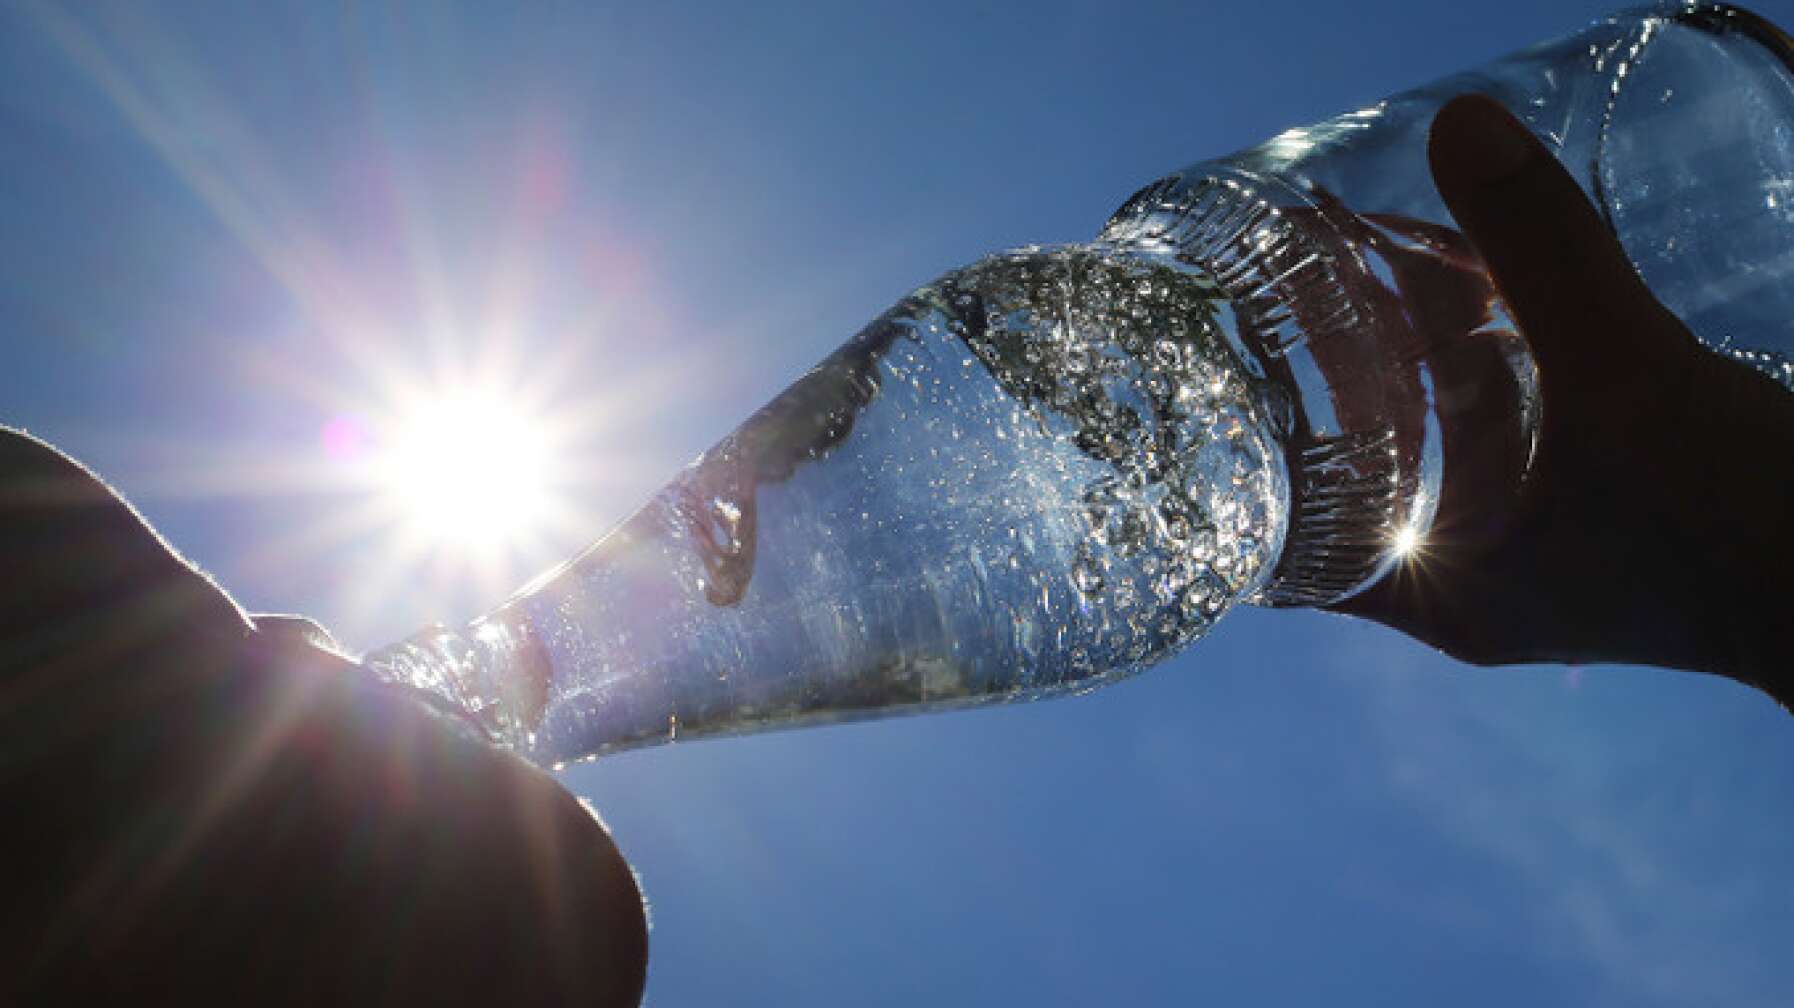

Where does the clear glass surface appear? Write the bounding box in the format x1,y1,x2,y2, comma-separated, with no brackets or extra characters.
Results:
370,247,1289,764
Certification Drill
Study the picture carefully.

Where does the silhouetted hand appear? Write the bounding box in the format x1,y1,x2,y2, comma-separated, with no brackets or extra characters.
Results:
0,428,647,1004
1329,95,1794,710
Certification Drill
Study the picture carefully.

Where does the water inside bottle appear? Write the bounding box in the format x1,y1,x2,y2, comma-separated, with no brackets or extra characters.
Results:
370,245,1291,765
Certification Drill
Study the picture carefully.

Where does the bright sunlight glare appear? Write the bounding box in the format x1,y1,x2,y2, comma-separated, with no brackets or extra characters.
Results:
380,391,555,547
1392,524,1423,557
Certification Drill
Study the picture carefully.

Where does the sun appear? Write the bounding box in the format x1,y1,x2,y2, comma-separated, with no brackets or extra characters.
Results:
373,387,560,555
281,357,644,642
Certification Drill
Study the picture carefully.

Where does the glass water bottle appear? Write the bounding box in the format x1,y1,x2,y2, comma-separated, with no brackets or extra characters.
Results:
367,2,1794,767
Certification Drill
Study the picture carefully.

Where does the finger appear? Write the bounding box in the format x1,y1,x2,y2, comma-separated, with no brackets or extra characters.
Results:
1427,95,1678,380
11,646,650,1005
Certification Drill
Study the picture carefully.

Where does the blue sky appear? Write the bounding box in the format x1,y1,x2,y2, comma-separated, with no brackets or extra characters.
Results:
3,1,1792,1004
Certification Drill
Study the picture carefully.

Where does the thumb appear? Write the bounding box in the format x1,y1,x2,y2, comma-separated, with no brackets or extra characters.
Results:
1426,94,1686,384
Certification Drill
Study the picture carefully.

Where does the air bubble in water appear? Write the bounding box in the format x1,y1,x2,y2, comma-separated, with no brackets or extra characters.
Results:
1073,552,1107,597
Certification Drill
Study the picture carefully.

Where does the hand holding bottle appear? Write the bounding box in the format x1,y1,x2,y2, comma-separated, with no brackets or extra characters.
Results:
1328,96,1794,709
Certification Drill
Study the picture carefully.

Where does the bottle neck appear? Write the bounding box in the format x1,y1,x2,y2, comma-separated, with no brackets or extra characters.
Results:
1103,167,1528,606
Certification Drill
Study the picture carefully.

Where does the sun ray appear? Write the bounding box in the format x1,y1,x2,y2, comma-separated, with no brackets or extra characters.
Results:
23,3,407,387
21,4,691,655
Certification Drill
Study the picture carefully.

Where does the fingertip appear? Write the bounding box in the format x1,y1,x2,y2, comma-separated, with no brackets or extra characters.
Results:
1428,94,1540,191
285,678,650,1004
359,690,648,1005
537,778,650,1006
575,794,652,940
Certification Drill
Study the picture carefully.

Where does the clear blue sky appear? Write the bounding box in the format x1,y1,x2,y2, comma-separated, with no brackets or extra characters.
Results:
3,2,1792,1005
